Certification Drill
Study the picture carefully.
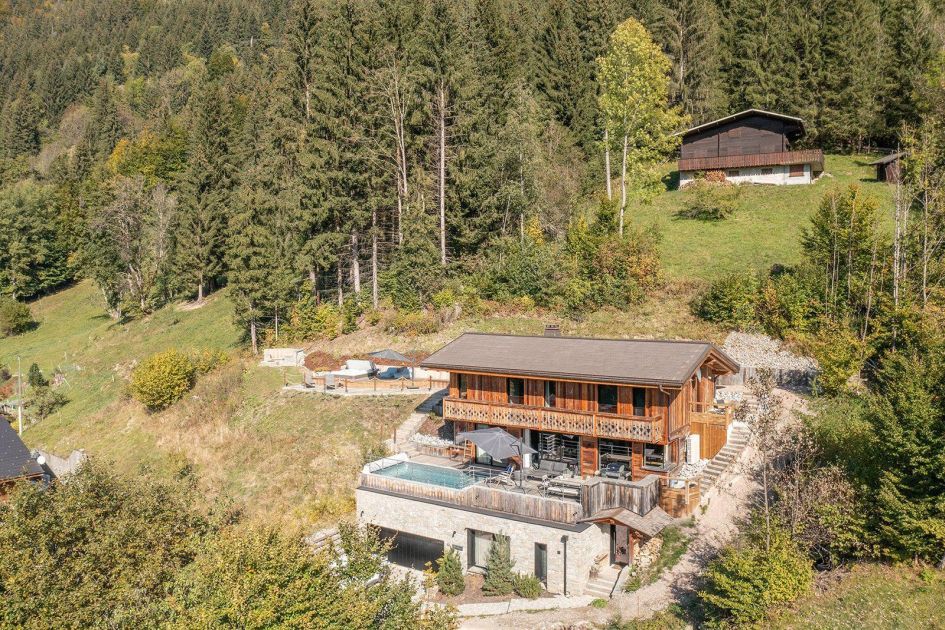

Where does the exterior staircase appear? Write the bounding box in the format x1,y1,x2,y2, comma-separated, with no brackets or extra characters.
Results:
701,423,749,488
583,564,623,599
391,389,447,449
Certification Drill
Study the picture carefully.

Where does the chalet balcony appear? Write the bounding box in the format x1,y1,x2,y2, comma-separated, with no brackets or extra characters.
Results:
443,397,666,443
678,148,825,172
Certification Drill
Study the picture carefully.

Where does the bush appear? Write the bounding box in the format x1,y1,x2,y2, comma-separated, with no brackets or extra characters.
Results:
27,363,47,388
436,549,465,596
189,348,228,375
0,296,34,337
807,321,866,395
386,310,439,336
481,534,515,596
25,386,67,420
129,349,197,411
700,523,813,627
693,272,760,329
512,572,542,599
755,268,819,337
285,296,341,341
680,179,740,220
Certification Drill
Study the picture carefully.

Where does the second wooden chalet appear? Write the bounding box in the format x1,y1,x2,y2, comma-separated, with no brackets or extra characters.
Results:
421,332,739,479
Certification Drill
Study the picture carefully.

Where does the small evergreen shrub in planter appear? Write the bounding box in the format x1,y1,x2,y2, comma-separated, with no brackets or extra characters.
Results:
436,549,465,596
482,534,515,596
129,349,197,411
512,573,542,599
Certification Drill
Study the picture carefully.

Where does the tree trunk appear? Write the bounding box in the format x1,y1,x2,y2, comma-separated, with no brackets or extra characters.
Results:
371,206,379,309
197,277,204,303
250,318,258,355
604,128,613,201
619,132,629,237
336,263,344,307
350,230,361,294
893,176,903,308
438,82,447,265
309,268,318,299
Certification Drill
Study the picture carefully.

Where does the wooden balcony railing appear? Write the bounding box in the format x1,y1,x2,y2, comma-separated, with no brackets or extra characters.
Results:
443,397,666,443
689,401,734,427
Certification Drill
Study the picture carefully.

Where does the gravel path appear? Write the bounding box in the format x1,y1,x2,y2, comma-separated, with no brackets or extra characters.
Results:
459,389,807,630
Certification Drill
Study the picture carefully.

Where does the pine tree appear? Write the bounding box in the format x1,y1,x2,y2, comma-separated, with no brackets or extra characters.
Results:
435,548,465,596
175,80,233,301
0,94,42,158
481,534,515,596
881,0,939,136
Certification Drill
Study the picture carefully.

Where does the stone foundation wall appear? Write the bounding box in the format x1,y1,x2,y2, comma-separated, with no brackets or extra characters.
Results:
356,488,610,595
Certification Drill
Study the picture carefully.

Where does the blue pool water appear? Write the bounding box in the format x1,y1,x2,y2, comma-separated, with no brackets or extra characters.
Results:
374,462,489,489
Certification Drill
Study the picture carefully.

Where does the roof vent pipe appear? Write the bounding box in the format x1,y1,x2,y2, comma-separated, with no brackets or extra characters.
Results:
544,324,561,337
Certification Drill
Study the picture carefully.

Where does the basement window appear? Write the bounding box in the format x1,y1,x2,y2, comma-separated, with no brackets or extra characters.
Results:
789,163,805,177
760,167,774,175
726,170,740,177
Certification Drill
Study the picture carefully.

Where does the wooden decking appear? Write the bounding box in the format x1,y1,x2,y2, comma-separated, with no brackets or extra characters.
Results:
358,456,663,526
443,398,665,443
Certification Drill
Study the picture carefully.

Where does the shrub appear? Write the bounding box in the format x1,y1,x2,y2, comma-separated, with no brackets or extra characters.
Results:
680,179,740,220
512,573,542,599
436,549,465,596
481,534,515,596
129,349,197,411
189,348,228,375
285,296,341,341
755,268,819,337
693,272,760,329
700,524,813,626
25,386,67,420
27,363,47,388
806,321,866,395
0,296,34,337
386,310,438,336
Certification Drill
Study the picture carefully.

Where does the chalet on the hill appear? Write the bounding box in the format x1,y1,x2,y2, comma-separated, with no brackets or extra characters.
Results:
677,109,824,186
355,332,740,596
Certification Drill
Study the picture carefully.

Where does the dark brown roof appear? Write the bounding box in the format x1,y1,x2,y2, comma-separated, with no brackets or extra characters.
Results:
420,333,738,387
0,420,43,482
679,149,824,172
678,108,805,138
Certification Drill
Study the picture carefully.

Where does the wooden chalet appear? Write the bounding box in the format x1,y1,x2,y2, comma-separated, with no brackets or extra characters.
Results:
677,109,824,186
421,332,739,480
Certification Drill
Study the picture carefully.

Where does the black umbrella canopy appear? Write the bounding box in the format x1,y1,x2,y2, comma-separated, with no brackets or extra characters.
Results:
455,427,537,461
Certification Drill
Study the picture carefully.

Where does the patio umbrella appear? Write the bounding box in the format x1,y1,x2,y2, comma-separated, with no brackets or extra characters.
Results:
455,427,537,461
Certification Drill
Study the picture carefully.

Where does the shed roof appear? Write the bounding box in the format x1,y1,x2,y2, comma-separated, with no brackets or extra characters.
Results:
678,108,805,138
868,151,905,166
419,333,738,387
0,420,43,481
579,506,674,537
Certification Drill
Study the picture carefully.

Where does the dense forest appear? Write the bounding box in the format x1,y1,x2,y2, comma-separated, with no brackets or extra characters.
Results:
1,0,944,347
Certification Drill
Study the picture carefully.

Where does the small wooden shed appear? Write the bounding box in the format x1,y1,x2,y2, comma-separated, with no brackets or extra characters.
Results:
869,152,905,183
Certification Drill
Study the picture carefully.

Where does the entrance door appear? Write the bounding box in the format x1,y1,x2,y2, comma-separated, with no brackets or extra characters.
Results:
610,524,631,565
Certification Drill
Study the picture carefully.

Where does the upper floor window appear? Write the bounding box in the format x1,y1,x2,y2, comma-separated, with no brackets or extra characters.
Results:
632,387,646,416
457,374,468,399
598,384,618,413
507,378,524,405
544,380,556,407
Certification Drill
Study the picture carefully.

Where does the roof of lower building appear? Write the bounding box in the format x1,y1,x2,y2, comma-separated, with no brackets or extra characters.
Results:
678,108,805,138
579,505,674,537
0,420,43,481
868,151,905,165
420,333,738,387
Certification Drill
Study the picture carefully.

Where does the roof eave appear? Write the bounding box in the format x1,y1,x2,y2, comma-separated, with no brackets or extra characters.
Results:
417,362,688,388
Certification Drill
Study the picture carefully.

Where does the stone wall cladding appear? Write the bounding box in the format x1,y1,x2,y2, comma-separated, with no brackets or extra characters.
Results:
356,488,610,596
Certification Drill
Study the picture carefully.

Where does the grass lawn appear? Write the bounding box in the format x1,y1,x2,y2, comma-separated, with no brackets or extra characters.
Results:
630,154,893,281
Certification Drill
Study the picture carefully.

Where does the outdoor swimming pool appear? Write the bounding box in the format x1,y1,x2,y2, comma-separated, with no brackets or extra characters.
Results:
373,461,490,489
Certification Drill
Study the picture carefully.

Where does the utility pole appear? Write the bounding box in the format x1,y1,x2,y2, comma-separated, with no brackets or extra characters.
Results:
16,355,23,436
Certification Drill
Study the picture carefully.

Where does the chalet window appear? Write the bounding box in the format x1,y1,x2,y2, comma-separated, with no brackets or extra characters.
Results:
598,385,618,413
643,443,674,470
760,167,773,175
468,529,495,569
458,374,468,399
726,169,740,177
544,381,557,407
789,163,805,177
534,543,548,584
632,387,646,416
507,378,525,405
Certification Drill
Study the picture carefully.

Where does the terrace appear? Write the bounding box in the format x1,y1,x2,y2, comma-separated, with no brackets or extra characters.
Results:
358,453,696,525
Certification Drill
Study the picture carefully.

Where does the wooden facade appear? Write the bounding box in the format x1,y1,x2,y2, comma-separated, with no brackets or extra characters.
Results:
444,360,729,479
680,112,800,160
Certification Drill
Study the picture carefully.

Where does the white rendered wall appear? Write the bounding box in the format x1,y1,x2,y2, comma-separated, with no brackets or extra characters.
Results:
680,163,814,187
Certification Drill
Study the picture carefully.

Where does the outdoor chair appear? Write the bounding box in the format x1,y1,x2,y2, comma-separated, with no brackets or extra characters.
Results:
601,462,626,479
324,374,336,390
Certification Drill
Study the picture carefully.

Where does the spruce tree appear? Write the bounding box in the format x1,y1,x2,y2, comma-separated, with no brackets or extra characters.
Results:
175,80,233,301
481,534,515,596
